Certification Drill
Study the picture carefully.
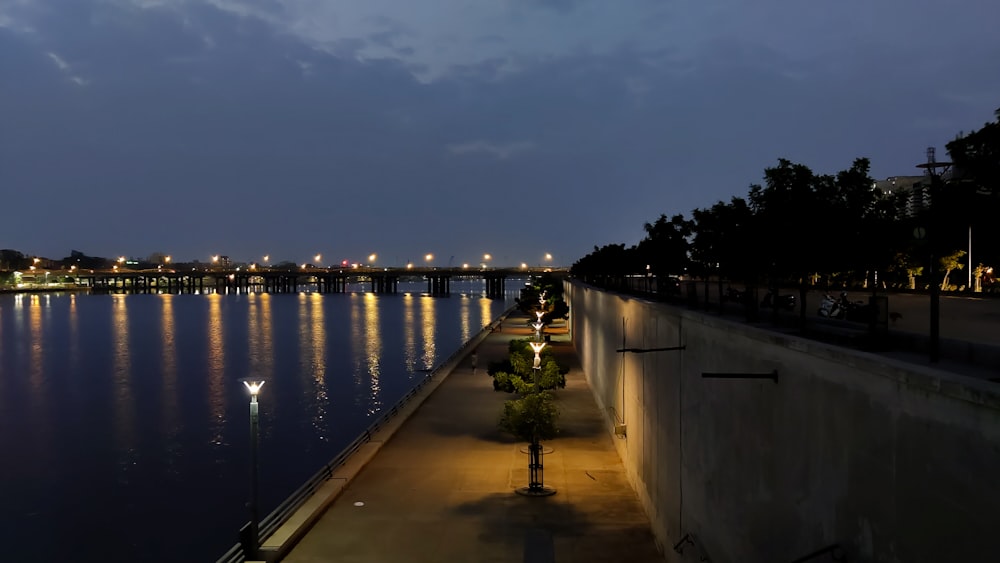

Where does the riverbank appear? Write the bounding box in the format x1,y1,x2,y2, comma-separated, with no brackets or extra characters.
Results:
0,285,91,294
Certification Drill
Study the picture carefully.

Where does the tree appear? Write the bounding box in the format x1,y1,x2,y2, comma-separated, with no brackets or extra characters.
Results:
498,392,558,442
494,338,565,496
0,249,29,271
946,107,1000,266
489,339,566,393
635,213,692,277
516,272,569,323
939,250,966,290
570,243,641,289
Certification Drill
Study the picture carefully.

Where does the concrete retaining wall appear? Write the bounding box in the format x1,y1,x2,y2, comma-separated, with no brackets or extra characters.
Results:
566,280,1000,563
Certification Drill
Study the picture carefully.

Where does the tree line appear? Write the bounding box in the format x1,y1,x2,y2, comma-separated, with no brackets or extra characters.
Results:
572,108,1000,294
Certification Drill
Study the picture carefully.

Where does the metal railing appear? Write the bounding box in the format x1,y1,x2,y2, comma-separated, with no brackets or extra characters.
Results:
216,307,514,563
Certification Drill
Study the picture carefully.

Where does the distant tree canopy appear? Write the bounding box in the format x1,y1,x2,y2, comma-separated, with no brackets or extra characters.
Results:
571,107,1000,291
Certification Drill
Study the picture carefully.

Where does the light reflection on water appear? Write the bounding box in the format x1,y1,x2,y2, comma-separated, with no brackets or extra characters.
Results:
304,293,328,439
112,294,135,456
207,294,227,449
363,293,383,416
0,281,516,562
420,296,436,370
160,294,181,478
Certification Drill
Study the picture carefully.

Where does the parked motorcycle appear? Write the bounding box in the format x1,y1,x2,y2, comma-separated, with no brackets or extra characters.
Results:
760,290,796,311
818,293,844,319
818,292,871,321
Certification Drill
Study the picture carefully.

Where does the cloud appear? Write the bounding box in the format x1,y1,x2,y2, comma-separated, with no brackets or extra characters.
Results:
1,0,998,264
47,51,69,70
446,140,536,159
45,50,88,85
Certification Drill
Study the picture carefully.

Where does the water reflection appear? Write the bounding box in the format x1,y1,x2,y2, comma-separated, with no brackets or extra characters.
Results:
69,294,79,371
363,293,382,415
246,293,274,387
29,294,44,399
112,295,136,453
160,295,178,445
420,296,436,371
207,295,225,446
401,293,417,373
459,296,471,343
301,293,328,438
479,296,493,332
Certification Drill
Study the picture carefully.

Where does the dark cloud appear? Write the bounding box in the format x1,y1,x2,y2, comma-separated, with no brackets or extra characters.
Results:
1,0,998,265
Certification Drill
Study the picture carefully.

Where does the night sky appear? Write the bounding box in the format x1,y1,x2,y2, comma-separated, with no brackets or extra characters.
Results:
2,1,998,267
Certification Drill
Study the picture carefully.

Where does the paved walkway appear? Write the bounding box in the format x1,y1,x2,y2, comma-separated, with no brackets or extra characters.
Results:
282,311,664,563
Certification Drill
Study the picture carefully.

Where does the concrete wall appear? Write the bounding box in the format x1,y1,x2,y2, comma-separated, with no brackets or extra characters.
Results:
566,280,1000,563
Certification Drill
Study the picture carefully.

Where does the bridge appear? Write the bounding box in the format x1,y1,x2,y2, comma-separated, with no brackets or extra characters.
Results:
58,266,568,297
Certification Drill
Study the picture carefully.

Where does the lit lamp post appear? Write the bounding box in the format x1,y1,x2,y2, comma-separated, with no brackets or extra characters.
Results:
314,254,322,267
519,341,555,496
240,378,265,559
482,254,491,270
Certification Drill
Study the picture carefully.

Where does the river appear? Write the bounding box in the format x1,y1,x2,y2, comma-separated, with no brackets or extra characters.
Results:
0,280,517,562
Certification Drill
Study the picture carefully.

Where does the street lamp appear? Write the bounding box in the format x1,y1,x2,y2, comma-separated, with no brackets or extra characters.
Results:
240,378,265,559
263,255,269,268
425,253,434,266
529,341,545,370
531,321,544,341
315,254,322,266
368,253,377,267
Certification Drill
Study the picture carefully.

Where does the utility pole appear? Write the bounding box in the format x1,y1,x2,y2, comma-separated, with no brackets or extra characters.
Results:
916,147,952,364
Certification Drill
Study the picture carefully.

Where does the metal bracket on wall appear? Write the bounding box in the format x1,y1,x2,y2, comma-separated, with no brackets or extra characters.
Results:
701,370,778,383
789,544,846,563
616,345,686,354
673,533,711,562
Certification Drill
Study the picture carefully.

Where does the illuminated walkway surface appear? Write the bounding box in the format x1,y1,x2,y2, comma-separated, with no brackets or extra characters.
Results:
282,314,664,563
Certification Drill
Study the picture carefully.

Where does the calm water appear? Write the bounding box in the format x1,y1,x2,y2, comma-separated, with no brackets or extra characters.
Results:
0,281,516,562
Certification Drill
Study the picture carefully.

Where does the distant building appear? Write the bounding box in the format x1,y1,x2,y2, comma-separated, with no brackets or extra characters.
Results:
874,174,933,216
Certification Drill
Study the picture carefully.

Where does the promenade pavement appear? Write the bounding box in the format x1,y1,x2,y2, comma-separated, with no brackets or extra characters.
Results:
281,311,664,563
